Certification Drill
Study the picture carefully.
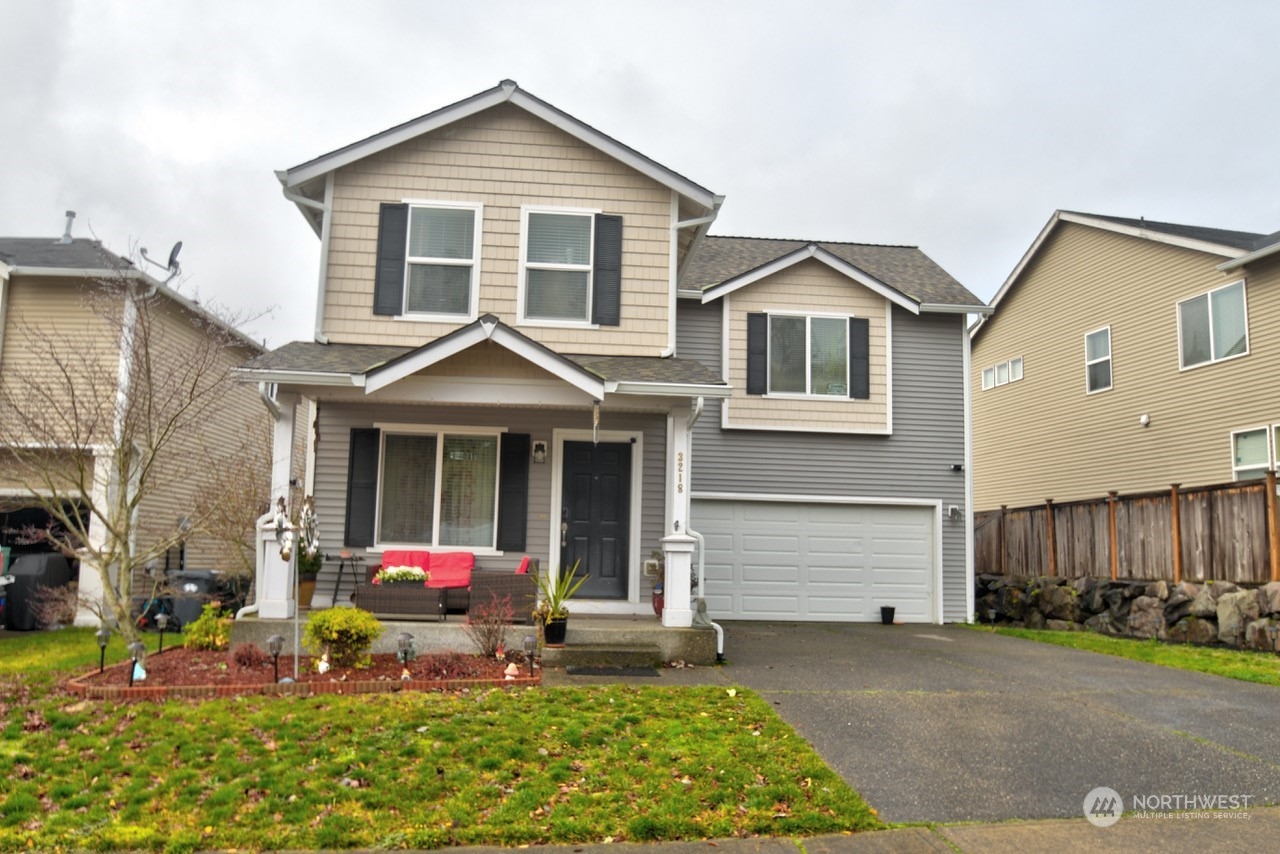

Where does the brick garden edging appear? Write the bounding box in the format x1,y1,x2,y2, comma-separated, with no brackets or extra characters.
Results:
67,658,541,701
976,574,1280,652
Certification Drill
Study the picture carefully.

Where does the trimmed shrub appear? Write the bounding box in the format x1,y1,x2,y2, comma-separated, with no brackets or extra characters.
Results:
183,603,233,651
303,607,383,668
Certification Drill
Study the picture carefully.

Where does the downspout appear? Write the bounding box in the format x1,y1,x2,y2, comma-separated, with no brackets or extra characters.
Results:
683,396,725,661
236,381,282,620
663,196,724,357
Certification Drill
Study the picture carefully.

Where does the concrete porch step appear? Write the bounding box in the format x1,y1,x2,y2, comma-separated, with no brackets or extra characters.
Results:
541,642,663,669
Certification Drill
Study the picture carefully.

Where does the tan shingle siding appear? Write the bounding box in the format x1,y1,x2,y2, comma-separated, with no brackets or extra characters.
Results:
724,259,889,432
973,223,1280,509
322,103,672,354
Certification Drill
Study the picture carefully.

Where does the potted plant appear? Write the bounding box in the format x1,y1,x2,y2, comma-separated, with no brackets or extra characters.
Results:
532,559,587,647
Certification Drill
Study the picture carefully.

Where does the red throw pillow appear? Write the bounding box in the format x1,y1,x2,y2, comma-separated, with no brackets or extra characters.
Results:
516,556,531,574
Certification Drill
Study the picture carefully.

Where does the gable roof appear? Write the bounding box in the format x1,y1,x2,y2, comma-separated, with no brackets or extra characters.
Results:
238,315,728,398
277,79,720,234
684,235,987,313
0,237,131,274
976,210,1277,341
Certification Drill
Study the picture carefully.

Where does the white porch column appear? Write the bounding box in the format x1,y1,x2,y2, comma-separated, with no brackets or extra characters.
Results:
257,393,298,619
662,409,695,627
73,453,114,626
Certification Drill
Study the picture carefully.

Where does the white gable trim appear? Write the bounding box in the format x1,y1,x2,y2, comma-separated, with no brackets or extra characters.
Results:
362,320,605,399
280,81,716,210
699,244,920,315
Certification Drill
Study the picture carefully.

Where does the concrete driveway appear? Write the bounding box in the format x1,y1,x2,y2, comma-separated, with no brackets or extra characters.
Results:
586,622,1280,824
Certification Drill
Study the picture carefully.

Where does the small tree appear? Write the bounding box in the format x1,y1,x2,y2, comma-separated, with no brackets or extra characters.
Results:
0,263,264,644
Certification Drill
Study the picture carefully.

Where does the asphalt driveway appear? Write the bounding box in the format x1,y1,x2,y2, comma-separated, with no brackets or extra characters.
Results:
595,622,1280,824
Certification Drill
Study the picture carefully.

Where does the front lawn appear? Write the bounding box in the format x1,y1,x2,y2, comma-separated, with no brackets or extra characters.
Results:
972,625,1280,687
0,629,882,852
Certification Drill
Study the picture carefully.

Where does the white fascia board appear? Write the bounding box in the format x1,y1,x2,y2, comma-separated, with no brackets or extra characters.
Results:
920,303,993,315
1059,211,1243,258
362,322,606,399
677,289,704,300
700,244,920,315
279,83,716,212
608,381,732,399
1217,240,1280,272
0,261,11,281
234,368,364,388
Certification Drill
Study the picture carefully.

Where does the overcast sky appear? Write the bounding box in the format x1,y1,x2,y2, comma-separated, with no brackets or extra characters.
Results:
3,0,1278,346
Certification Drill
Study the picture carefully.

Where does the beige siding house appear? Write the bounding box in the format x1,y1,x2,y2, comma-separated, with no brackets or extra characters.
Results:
972,210,1280,511
0,231,269,624
243,80,986,627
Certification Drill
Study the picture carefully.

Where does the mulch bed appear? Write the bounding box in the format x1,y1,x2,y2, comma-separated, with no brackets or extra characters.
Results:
68,647,539,700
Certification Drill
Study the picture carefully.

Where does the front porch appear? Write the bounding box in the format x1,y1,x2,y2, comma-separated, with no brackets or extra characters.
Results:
230,612,720,665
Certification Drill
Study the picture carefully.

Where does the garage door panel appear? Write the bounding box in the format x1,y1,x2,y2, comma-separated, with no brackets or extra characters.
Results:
694,499,935,623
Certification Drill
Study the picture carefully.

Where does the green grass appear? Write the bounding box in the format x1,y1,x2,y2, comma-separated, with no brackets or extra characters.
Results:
0,629,882,852
971,625,1280,687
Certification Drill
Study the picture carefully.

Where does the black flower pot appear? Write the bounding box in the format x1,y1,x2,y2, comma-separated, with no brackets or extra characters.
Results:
880,606,896,625
543,616,568,647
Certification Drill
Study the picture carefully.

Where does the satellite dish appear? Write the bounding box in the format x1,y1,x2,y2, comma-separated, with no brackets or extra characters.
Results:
166,241,182,273
139,240,183,284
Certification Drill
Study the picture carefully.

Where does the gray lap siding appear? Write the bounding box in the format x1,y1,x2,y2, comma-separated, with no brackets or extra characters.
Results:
677,300,970,621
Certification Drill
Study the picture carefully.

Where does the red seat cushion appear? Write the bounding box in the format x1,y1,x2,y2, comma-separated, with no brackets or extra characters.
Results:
381,550,430,572
425,552,474,588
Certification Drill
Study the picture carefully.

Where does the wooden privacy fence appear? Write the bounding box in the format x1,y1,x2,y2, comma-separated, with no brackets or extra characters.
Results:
975,472,1280,584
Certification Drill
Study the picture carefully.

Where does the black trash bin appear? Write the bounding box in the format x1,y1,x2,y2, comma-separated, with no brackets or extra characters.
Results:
6,553,73,631
167,569,220,628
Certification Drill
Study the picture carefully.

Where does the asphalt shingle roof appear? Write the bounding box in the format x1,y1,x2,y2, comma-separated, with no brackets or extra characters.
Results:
683,235,984,307
241,341,726,387
0,238,132,270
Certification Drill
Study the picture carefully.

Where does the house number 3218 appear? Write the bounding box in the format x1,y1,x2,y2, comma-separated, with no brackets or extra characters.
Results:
677,451,684,493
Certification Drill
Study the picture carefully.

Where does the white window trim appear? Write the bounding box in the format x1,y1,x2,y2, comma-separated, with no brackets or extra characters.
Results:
371,423,506,554
395,199,483,323
1084,325,1112,395
979,356,1022,391
1009,356,1023,382
765,310,853,399
1230,425,1273,481
981,367,995,390
1177,279,1249,372
517,205,600,329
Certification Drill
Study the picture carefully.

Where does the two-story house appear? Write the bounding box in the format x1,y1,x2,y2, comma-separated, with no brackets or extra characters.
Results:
0,222,270,626
241,81,987,626
971,210,1280,511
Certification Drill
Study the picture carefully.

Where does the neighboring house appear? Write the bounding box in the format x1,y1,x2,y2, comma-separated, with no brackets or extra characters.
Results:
241,80,987,625
971,210,1280,512
0,222,269,625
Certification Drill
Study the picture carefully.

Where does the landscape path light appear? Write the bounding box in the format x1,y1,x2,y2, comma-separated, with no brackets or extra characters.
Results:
127,641,147,687
266,634,285,683
523,635,536,677
95,627,111,673
155,612,169,653
397,632,416,680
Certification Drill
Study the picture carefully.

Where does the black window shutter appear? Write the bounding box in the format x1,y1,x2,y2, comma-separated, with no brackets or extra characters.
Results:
496,434,531,551
591,214,623,326
344,428,380,547
373,203,408,316
849,317,870,400
746,312,768,395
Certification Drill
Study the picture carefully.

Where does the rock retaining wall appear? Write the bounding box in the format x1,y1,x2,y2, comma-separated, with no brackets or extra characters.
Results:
975,575,1280,652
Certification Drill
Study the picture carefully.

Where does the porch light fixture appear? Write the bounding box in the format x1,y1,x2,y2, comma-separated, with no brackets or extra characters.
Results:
532,441,547,464
127,641,147,687
155,612,169,653
95,627,111,673
523,634,536,676
266,634,285,683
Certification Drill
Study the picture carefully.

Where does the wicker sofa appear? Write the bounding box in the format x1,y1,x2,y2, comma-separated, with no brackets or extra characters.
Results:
350,551,537,622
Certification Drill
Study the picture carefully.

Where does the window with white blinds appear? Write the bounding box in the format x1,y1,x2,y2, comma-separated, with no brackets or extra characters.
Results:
1179,280,1248,369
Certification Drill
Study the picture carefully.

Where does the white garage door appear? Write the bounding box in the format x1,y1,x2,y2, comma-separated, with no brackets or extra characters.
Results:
693,498,937,623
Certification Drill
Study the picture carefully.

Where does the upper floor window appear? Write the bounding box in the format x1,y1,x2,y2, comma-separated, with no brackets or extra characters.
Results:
1178,280,1247,369
746,312,870,399
981,356,1023,391
519,208,623,327
1085,326,1112,393
372,201,481,320
405,204,480,317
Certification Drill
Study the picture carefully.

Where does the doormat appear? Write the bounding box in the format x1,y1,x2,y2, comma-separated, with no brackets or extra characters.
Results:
564,666,660,677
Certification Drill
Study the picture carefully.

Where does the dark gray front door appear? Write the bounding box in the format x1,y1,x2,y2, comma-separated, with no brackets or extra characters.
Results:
561,441,630,599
